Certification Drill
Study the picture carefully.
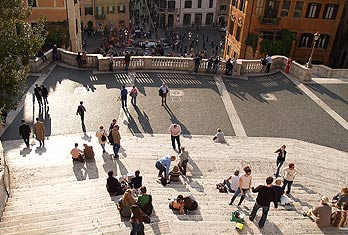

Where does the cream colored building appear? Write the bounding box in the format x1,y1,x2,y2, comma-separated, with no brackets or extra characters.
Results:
25,0,82,52
80,0,130,31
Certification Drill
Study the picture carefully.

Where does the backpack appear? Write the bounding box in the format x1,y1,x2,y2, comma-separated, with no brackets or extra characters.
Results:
160,176,167,186
216,183,227,193
108,130,114,143
101,135,107,142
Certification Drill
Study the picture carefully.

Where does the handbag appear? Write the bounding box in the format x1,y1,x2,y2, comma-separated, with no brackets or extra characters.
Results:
142,214,151,223
101,135,107,142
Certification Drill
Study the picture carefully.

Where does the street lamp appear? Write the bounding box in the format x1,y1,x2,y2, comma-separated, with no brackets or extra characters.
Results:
188,31,192,49
305,32,320,68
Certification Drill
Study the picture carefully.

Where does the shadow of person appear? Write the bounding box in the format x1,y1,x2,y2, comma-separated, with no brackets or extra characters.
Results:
72,160,87,181
114,157,128,176
20,147,32,157
163,105,192,138
119,146,128,158
86,158,99,179
134,106,154,135
35,146,47,155
102,153,115,174
81,131,92,142
124,111,143,137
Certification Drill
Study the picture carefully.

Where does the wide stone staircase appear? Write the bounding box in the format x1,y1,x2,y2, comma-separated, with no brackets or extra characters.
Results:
0,133,347,234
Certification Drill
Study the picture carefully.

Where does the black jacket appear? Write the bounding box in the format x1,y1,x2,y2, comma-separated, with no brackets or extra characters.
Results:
19,124,31,138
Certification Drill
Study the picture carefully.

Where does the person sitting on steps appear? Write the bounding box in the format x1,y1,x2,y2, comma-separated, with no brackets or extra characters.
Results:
70,143,84,162
137,186,153,216
106,171,124,196
117,189,137,218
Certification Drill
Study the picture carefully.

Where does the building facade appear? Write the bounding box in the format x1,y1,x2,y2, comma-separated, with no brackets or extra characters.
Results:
224,0,345,66
25,0,82,52
328,0,348,68
149,0,217,27
216,0,230,27
80,0,130,31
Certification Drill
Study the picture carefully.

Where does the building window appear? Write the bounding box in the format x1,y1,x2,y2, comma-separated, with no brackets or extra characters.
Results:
239,0,246,12
209,0,214,8
306,3,321,18
119,21,125,28
184,0,192,8
107,6,115,14
183,14,191,26
96,6,104,16
75,19,78,34
159,0,166,8
255,0,263,15
236,26,241,42
228,21,234,36
206,13,213,25
299,33,312,48
264,0,280,18
281,1,290,17
227,45,230,56
220,4,227,11
293,1,304,17
232,0,238,8
315,34,330,49
323,4,338,20
198,0,202,8
28,0,36,7
168,1,175,9
85,7,93,15
118,5,125,13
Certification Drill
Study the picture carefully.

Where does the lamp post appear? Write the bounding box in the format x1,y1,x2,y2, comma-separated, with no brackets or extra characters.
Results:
124,29,128,46
305,32,320,68
219,40,223,56
188,31,192,49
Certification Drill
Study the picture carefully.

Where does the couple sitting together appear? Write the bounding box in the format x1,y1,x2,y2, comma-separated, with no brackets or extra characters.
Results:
70,143,95,162
169,194,198,214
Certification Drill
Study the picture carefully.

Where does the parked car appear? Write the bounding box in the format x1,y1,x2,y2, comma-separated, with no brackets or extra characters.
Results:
219,27,227,32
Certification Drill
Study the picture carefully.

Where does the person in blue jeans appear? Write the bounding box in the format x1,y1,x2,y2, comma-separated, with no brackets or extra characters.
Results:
155,155,176,180
274,145,286,178
110,125,121,158
120,85,128,109
249,176,278,228
229,166,252,206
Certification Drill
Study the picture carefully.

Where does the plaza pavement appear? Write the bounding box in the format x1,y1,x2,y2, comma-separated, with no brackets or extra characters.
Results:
0,63,348,234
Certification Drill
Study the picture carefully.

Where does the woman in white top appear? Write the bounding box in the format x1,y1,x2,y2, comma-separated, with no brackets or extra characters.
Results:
224,169,240,193
95,125,108,153
282,163,299,194
229,166,252,206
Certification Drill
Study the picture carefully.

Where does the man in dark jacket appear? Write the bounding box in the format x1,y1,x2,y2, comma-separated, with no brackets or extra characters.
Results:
225,58,233,75
40,85,49,106
106,171,124,196
34,84,43,107
19,119,31,148
76,101,86,125
120,85,128,109
249,176,278,228
274,145,286,178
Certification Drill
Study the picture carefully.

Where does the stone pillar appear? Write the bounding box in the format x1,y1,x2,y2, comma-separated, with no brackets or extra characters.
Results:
254,35,263,59
66,0,82,52
290,39,296,58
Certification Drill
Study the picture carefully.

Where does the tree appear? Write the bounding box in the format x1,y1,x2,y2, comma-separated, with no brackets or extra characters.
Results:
0,0,46,111
260,29,294,56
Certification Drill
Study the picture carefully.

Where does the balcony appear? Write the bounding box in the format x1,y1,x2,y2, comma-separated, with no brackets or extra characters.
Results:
259,16,280,25
95,14,105,19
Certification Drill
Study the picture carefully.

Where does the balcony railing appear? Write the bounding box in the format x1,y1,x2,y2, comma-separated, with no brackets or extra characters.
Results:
259,16,280,25
95,14,105,19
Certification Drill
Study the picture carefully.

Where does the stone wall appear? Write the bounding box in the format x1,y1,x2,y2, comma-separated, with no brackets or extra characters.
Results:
0,141,9,219
312,64,348,78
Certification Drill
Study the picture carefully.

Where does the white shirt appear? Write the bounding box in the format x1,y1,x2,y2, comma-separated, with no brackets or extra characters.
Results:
239,173,252,189
215,131,225,143
229,175,240,191
282,168,299,181
169,124,181,136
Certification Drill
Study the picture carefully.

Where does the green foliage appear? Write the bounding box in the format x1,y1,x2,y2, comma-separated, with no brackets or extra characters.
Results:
0,0,47,110
44,21,69,50
260,29,294,56
245,34,258,53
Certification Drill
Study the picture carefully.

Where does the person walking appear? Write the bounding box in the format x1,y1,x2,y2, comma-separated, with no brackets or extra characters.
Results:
76,101,86,125
274,145,286,178
34,84,43,107
225,58,233,75
249,176,278,229
194,55,201,73
213,57,220,74
120,85,128,109
130,205,145,235
33,118,45,147
155,155,176,179
19,119,31,148
159,83,169,106
229,166,252,206
206,56,213,73
266,55,272,73
169,123,181,152
129,85,138,106
96,125,108,154
109,54,114,72
111,124,121,158
282,163,299,194
40,85,49,106
109,119,117,132
178,146,189,176
125,52,131,72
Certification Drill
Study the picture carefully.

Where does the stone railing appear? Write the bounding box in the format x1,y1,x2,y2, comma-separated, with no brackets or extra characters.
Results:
0,141,10,218
29,48,347,82
29,49,54,73
311,65,348,78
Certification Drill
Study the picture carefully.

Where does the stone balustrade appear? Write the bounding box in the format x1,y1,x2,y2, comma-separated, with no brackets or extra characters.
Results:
0,141,9,218
28,48,348,81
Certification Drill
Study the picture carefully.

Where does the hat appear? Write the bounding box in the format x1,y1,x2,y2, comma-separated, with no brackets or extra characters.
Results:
321,196,329,204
